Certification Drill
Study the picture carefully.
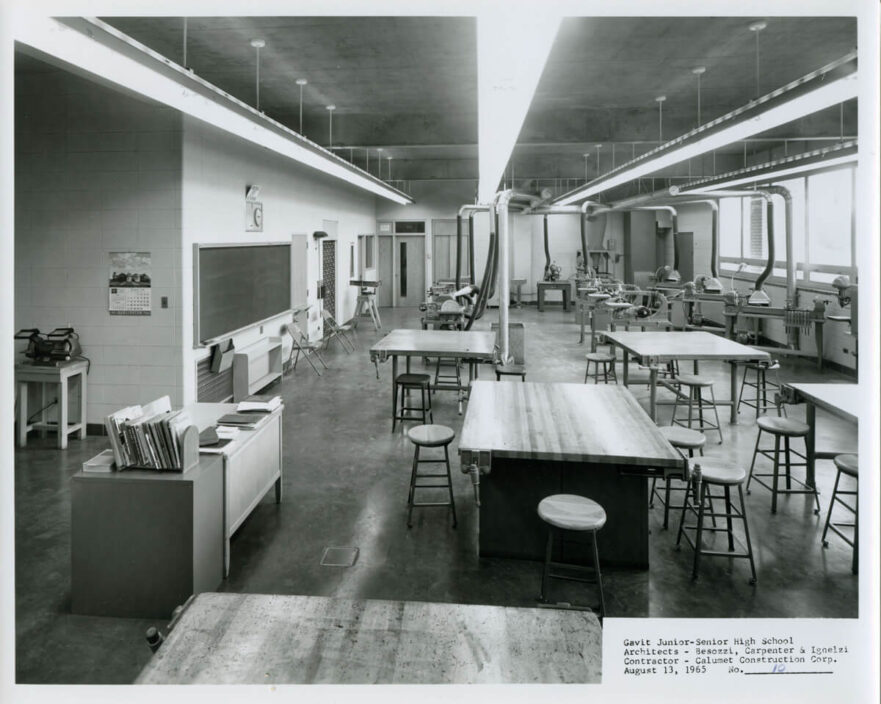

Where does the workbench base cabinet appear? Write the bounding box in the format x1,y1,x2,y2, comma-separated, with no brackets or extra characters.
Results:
70,457,224,619
479,457,650,568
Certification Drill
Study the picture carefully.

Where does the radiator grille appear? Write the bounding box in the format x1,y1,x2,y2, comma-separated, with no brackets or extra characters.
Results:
197,356,233,402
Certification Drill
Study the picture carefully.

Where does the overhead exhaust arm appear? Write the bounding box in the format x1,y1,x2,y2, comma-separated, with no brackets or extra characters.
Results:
455,214,463,289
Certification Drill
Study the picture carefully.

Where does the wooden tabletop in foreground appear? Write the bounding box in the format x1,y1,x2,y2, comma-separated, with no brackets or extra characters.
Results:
370,328,496,359
459,381,682,468
601,330,770,362
135,592,601,684
785,382,860,423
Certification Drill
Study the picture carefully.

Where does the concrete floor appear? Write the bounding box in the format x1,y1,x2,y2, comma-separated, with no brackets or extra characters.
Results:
14,305,859,684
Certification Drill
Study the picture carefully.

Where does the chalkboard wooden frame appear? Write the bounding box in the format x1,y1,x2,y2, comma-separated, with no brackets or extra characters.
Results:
193,242,293,347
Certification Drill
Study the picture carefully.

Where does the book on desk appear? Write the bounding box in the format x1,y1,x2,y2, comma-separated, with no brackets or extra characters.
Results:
102,395,199,473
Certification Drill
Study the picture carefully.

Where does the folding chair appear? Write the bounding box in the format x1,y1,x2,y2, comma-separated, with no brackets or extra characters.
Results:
283,323,328,376
321,309,356,352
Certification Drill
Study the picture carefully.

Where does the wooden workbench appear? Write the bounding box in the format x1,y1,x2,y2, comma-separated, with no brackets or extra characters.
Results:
16,358,88,448
459,381,683,567
601,330,769,423
135,593,602,684
370,329,496,416
537,280,572,311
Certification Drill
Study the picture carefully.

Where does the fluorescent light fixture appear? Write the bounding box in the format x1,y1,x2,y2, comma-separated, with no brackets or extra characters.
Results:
673,140,858,194
555,52,857,205
477,11,560,203
15,16,412,205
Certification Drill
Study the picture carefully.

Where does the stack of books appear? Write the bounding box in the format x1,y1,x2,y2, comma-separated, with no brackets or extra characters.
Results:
236,395,282,413
105,396,192,470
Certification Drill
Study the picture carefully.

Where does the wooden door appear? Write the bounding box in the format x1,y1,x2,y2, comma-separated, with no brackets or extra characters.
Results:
377,235,393,307
394,236,425,307
290,234,308,309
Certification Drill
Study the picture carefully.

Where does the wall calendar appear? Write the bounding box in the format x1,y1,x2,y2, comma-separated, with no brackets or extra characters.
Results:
108,251,152,315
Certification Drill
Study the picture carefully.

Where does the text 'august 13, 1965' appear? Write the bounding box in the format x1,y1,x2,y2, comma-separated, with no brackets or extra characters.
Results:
621,635,848,678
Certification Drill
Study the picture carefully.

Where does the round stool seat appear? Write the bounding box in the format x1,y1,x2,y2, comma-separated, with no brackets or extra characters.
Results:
757,415,809,437
833,453,858,477
396,373,431,386
538,494,606,531
693,463,746,486
585,352,615,363
495,363,525,375
658,426,707,449
676,373,714,388
407,424,455,447
744,359,780,370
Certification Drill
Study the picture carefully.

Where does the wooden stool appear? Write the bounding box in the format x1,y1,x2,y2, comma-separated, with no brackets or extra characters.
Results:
393,373,433,432
746,415,819,514
737,360,781,418
434,357,462,388
537,494,606,618
821,453,858,574
650,426,707,530
495,363,526,381
671,374,723,444
583,351,617,384
406,424,457,528
675,462,757,584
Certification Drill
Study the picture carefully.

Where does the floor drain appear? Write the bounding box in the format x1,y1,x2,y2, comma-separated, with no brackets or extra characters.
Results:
320,547,360,567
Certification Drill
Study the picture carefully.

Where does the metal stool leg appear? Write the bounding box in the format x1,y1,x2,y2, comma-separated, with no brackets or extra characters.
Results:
821,468,842,546
540,527,553,602
407,445,420,527
739,485,758,584
591,530,605,619
747,429,763,492
771,434,781,514
444,444,457,528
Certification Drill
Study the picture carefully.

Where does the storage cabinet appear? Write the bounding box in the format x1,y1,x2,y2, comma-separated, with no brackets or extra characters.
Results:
71,456,224,618
232,337,283,401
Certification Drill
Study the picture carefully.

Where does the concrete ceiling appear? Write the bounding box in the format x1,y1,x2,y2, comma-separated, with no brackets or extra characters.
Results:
27,15,858,200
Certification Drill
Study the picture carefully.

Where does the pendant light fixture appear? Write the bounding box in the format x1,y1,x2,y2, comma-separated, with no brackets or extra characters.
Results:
250,38,265,112
296,78,308,133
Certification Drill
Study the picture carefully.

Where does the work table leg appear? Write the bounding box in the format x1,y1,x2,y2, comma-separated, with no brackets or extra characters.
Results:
79,371,87,439
18,381,28,448
59,377,69,449
805,401,816,489
728,362,738,424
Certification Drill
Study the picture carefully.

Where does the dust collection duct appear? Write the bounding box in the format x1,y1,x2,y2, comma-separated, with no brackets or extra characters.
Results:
748,192,774,306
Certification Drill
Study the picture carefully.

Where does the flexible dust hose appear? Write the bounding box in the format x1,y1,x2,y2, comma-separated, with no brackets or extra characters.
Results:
464,231,497,329
672,214,680,272
580,212,588,267
755,199,774,292
455,214,463,289
710,208,718,278
487,212,499,299
543,214,550,274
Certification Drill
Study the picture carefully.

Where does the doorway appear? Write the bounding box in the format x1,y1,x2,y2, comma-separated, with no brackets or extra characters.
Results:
377,235,393,307
394,235,425,307
322,239,337,318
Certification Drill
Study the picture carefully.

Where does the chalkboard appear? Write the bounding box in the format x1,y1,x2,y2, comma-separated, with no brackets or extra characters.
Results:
195,243,291,344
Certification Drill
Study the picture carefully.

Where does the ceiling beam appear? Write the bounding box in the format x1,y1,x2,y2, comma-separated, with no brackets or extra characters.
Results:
476,11,560,203
14,16,412,205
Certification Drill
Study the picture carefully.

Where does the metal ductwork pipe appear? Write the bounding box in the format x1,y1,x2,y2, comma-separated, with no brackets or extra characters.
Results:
468,213,475,284
637,206,679,281
493,190,543,361
762,185,796,308
750,191,774,306
455,214,463,288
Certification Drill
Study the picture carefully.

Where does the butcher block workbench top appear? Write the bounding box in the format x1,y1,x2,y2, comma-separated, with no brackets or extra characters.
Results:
135,592,602,684
459,380,682,469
